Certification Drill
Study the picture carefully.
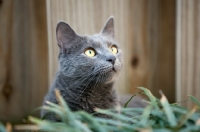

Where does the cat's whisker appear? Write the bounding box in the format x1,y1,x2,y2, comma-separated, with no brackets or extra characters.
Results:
63,74,95,100
93,74,102,89
71,68,99,92
118,69,138,92
75,74,96,100
76,69,104,99
71,72,94,89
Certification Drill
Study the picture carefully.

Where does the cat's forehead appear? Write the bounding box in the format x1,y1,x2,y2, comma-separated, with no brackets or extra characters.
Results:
86,34,116,48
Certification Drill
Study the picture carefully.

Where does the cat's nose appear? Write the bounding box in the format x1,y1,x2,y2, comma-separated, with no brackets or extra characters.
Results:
106,56,116,65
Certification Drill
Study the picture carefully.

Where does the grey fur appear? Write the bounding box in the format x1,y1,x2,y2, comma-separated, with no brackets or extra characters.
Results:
41,17,123,121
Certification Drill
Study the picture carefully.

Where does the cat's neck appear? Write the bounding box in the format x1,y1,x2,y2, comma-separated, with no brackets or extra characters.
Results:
55,72,118,112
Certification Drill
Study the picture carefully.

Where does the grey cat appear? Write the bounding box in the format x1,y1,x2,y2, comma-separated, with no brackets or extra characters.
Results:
41,16,123,120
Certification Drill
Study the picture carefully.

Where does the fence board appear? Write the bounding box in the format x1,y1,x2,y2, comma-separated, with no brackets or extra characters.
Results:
0,0,48,122
147,0,176,102
176,0,200,106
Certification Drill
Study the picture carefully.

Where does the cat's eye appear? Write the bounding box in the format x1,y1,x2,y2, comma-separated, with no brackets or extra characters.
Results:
109,46,118,54
84,48,96,57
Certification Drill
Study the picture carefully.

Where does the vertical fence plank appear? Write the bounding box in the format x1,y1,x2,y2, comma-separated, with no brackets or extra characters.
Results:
0,0,48,121
128,0,150,95
148,0,176,102
128,0,176,102
176,0,200,106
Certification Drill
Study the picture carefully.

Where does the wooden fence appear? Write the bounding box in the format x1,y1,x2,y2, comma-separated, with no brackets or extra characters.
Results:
0,0,48,122
0,0,199,122
176,0,200,106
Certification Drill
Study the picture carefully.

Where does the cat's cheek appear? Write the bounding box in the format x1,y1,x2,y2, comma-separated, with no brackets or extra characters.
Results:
79,53,99,66
114,59,122,72
115,50,123,62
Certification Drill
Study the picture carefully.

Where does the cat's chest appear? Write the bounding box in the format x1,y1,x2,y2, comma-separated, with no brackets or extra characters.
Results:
78,90,116,112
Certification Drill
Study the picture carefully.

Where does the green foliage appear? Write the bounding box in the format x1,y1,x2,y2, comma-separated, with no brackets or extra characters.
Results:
188,95,200,108
0,122,6,132
29,88,200,132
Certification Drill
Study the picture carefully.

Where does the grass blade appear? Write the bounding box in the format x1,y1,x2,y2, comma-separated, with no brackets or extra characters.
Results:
137,87,159,110
124,95,135,108
124,92,142,108
96,109,136,123
76,111,105,132
178,107,197,127
140,105,152,126
160,91,177,127
188,95,200,108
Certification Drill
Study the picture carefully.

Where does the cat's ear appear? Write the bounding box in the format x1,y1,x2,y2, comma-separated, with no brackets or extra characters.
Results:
56,21,78,50
100,16,114,39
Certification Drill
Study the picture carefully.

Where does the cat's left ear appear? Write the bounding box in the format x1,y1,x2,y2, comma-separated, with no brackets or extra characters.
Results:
100,16,114,39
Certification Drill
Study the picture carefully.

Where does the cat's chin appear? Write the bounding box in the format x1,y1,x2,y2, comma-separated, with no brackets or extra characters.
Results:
104,76,117,84
104,71,118,84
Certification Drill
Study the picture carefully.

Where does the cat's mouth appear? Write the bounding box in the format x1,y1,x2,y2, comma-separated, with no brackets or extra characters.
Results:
111,67,116,72
104,67,117,84
112,67,116,72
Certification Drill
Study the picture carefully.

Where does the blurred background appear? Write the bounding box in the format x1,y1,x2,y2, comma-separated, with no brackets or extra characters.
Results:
0,0,199,122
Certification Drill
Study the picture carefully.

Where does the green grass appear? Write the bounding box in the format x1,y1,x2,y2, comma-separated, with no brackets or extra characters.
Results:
29,88,200,132
1,87,200,132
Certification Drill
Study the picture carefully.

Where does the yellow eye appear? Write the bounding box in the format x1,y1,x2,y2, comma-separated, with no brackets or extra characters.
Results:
84,49,96,57
109,46,118,54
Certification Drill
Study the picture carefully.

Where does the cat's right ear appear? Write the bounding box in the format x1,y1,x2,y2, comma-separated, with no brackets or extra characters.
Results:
100,16,115,39
56,21,78,51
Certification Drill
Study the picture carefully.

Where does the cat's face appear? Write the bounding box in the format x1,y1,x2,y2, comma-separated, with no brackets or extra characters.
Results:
56,17,122,84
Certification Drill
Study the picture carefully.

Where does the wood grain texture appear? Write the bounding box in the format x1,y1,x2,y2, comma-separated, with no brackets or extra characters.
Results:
147,0,176,102
0,0,178,122
176,0,200,106
125,0,176,102
0,0,48,121
47,0,176,102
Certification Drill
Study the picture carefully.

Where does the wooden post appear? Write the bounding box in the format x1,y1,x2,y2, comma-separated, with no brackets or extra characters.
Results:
176,0,200,106
0,0,48,121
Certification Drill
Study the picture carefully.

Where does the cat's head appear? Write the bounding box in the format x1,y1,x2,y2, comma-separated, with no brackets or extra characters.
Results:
56,16,122,84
